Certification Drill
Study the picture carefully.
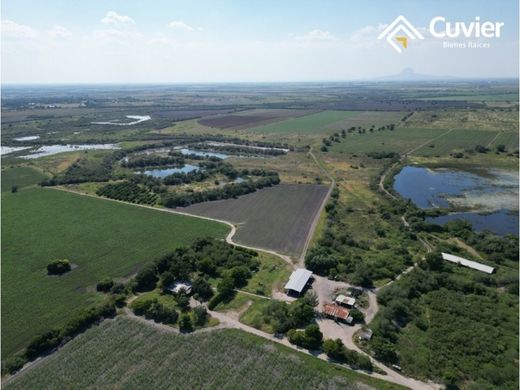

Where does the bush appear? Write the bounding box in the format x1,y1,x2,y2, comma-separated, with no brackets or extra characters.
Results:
192,277,213,301
134,264,158,292
287,324,323,350
96,278,114,292
47,259,71,275
193,306,208,326
2,356,28,375
323,338,372,371
25,329,63,360
179,313,193,333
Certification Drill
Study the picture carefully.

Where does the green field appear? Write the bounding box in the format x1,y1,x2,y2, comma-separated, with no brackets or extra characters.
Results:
183,184,329,257
1,188,228,356
411,129,501,156
331,127,446,155
249,110,359,134
4,316,403,390
1,166,48,192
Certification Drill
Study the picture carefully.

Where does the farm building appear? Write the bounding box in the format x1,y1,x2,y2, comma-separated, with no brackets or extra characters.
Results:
284,268,313,296
323,303,353,324
441,252,495,274
335,294,356,308
359,328,373,341
168,281,193,295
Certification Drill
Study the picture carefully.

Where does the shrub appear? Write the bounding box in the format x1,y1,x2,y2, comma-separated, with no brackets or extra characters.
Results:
179,313,193,333
2,356,28,375
47,259,71,275
96,278,114,293
192,306,208,326
134,264,158,292
192,277,213,301
25,329,63,360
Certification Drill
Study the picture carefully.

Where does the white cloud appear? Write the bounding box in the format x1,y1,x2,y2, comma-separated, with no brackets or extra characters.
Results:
101,11,135,25
168,21,196,32
1,19,38,39
292,29,338,42
48,25,72,39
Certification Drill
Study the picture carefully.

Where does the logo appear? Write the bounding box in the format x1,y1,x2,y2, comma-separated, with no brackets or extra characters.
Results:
378,15,424,53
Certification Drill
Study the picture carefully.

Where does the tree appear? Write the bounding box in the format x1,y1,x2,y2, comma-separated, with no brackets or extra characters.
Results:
425,251,444,271
474,145,488,153
159,271,175,292
323,339,346,361
303,324,323,349
192,277,213,301
179,313,193,333
96,278,114,292
134,264,157,291
176,293,190,312
496,144,506,153
47,259,71,275
192,306,208,326
349,309,365,324
11,185,18,193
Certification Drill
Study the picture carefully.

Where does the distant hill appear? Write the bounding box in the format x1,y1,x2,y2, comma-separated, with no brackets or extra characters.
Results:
373,68,457,81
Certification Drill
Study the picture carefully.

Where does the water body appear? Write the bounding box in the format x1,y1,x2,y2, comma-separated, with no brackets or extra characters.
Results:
140,164,200,178
179,148,228,159
394,166,519,236
92,115,151,126
20,144,119,159
14,136,40,141
0,146,31,156
427,210,519,237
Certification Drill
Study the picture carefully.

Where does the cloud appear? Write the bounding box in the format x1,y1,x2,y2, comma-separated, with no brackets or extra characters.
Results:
48,25,72,39
292,29,338,42
168,21,197,32
1,19,38,39
101,11,135,25
93,29,142,44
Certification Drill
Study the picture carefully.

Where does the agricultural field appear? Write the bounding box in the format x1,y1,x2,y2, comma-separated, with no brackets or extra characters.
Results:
1,166,48,191
403,110,519,132
411,129,508,156
183,184,329,257
1,187,227,356
198,109,318,130
330,127,446,155
4,317,401,390
248,111,360,134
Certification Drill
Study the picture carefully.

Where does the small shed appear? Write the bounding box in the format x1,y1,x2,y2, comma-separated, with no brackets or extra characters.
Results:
284,268,313,296
359,328,373,341
323,303,351,323
168,281,192,295
335,294,356,308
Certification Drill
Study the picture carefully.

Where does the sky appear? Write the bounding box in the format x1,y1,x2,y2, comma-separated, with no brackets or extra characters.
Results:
1,0,519,83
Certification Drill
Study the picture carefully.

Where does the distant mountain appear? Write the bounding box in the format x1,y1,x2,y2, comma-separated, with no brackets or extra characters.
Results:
373,68,457,81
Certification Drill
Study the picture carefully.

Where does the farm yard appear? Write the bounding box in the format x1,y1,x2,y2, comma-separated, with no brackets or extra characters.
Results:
183,184,329,257
1,188,227,356
3,317,401,390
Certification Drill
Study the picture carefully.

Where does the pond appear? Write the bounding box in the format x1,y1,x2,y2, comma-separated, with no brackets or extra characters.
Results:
14,136,40,141
0,146,31,156
178,148,229,160
20,144,120,159
140,164,200,178
394,166,519,236
91,115,151,126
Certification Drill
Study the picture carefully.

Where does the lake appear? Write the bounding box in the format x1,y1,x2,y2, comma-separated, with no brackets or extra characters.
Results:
179,148,229,159
20,144,120,159
140,164,200,178
394,166,518,236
